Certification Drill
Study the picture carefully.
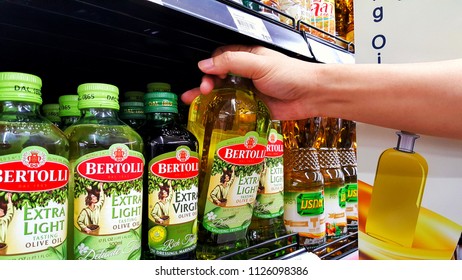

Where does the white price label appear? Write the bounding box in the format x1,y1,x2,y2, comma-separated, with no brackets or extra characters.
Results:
147,0,163,5
227,6,273,43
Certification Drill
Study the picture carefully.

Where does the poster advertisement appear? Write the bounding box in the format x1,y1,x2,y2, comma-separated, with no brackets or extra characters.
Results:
355,0,462,259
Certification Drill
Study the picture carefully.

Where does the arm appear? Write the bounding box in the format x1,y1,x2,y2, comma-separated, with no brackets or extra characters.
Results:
181,45,462,140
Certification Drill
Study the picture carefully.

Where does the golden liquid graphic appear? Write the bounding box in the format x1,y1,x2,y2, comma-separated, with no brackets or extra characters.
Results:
359,180,462,260
365,148,427,247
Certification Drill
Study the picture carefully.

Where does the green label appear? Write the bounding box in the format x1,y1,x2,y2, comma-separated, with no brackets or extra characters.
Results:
0,146,69,260
345,183,358,203
253,129,284,218
72,144,144,260
325,184,347,239
147,146,199,257
284,191,325,248
203,132,267,234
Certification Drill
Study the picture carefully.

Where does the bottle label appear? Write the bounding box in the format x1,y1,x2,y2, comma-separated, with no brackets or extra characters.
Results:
203,132,267,234
284,190,326,248
254,128,284,218
0,146,69,260
325,184,347,240
72,144,144,260
147,146,199,257
345,182,358,227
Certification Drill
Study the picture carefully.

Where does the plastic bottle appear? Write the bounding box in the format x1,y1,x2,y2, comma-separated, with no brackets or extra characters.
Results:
42,103,62,129
282,117,326,255
119,101,146,130
138,91,199,260
365,131,428,248
0,72,70,260
59,94,81,131
64,83,145,260
247,119,287,258
190,74,271,260
317,117,346,256
337,119,358,237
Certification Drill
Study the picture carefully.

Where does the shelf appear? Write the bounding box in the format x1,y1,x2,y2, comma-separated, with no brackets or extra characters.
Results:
0,0,354,104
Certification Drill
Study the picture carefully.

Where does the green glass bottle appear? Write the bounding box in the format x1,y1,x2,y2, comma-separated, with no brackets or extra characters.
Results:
0,72,70,260
58,94,81,131
64,83,145,260
119,101,146,131
138,91,199,260
190,74,270,260
247,119,287,258
42,103,62,129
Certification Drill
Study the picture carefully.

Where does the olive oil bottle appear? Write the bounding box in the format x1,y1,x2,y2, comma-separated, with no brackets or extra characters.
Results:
191,74,270,260
282,117,326,254
64,83,145,260
317,117,347,256
138,91,199,260
247,120,287,258
365,131,428,248
58,94,81,131
0,72,70,260
42,103,62,129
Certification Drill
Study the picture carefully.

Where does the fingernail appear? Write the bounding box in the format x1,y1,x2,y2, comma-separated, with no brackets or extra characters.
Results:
198,58,214,71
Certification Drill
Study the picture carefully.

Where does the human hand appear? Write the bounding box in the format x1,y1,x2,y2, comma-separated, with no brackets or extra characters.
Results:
181,45,320,121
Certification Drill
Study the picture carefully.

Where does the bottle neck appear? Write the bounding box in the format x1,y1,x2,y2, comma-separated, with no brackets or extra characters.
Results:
78,107,122,125
0,100,43,121
145,111,178,124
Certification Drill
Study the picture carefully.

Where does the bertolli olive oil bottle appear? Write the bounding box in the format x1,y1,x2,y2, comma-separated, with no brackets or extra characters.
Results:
64,83,144,260
0,72,70,260
190,74,270,259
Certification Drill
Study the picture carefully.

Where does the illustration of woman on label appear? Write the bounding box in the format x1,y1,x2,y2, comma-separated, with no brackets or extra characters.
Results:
151,180,174,225
77,182,105,235
0,193,13,254
210,166,235,206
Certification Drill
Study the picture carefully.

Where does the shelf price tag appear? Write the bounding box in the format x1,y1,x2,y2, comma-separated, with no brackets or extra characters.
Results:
227,6,273,43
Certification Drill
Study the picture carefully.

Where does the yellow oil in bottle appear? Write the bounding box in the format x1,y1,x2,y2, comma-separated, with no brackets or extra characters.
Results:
191,74,270,260
365,131,428,248
318,117,347,257
282,118,326,255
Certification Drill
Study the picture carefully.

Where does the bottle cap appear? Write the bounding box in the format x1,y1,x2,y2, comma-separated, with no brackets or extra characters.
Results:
124,91,145,102
395,131,420,153
77,83,120,110
146,82,171,93
119,101,146,120
0,72,43,104
58,95,81,117
144,91,178,114
42,103,61,122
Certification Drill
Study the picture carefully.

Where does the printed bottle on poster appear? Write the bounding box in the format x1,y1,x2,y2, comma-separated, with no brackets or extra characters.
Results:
0,72,70,260
282,117,326,254
247,120,287,258
64,83,145,260
190,74,271,260
366,131,428,248
138,91,199,260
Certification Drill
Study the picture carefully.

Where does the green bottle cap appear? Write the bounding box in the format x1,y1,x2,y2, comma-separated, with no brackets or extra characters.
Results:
144,91,178,114
42,103,61,122
146,82,171,93
119,101,146,119
124,91,145,102
77,83,120,110
58,94,81,117
0,72,42,104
